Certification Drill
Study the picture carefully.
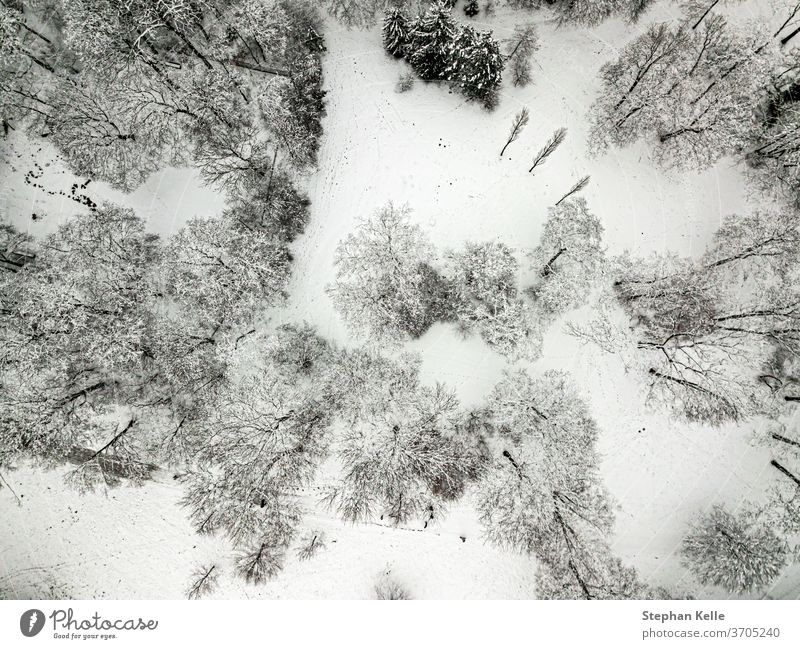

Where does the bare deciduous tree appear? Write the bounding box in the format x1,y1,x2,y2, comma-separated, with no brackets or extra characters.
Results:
186,563,219,599
529,127,567,173
500,107,530,157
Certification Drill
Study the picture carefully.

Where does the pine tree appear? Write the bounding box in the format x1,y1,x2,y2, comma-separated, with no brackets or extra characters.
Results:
382,8,410,58
464,0,480,17
450,29,504,106
444,23,478,83
408,1,458,80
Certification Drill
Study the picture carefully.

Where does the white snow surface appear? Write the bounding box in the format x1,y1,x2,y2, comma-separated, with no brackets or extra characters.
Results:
1,2,797,599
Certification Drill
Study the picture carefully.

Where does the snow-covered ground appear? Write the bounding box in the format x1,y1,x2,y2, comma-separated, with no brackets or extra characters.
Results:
2,2,797,599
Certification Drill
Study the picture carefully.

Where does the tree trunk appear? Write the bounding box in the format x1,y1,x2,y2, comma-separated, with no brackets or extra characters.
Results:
230,59,290,77
772,432,800,449
541,247,566,277
771,459,800,486
692,0,720,30
782,26,800,47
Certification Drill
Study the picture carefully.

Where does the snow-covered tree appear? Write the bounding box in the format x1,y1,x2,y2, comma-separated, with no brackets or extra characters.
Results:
58,0,217,74
553,0,657,25
209,0,290,72
408,1,458,80
327,0,384,27
555,0,626,26
464,0,480,17
324,347,422,422
476,370,612,554
181,368,330,551
504,22,539,87
706,207,800,279
447,241,542,360
265,322,336,381
475,294,544,361
295,529,326,560
613,254,756,424
528,198,605,315
258,54,326,170
606,206,800,425
506,0,542,9
0,4,51,130
37,72,184,191
555,175,590,205
537,538,670,599
449,241,518,306
235,540,285,583
681,505,789,594
0,224,35,274
225,167,310,243
748,105,800,203
590,15,776,168
327,378,481,524
449,28,504,106
0,204,158,470
160,214,290,327
383,7,411,57
328,203,453,341
472,366,664,600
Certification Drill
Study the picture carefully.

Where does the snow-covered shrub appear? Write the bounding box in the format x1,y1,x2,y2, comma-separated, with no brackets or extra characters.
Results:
374,571,412,599
396,71,416,92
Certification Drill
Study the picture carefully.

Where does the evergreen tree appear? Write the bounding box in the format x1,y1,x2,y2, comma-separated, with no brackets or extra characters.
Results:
449,29,504,106
382,8,411,58
464,0,480,17
444,24,478,83
408,1,458,80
